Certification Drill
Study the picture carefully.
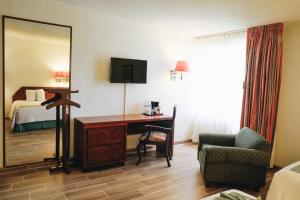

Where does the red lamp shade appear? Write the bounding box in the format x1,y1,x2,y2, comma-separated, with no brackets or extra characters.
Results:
62,72,69,78
54,71,69,78
175,61,189,72
54,71,61,78
53,71,69,82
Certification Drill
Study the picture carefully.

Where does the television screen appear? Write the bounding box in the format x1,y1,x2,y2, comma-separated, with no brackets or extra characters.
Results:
110,57,147,83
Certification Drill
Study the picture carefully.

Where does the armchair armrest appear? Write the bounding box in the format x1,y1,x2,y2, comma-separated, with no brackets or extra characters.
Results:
198,133,235,154
204,146,270,168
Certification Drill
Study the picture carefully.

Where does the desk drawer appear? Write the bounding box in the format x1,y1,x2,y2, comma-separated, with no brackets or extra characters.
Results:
87,143,124,165
87,126,125,147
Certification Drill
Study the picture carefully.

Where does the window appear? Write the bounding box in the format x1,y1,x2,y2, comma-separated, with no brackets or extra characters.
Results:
191,31,246,142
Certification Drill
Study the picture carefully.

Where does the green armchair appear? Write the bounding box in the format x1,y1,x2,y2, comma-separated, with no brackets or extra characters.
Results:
198,127,271,189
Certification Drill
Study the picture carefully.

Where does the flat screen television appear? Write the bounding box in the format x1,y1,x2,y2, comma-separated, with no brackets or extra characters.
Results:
110,57,147,83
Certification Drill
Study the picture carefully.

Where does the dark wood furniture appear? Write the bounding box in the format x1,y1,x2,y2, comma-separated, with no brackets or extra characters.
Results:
42,90,80,173
74,114,173,171
136,106,176,167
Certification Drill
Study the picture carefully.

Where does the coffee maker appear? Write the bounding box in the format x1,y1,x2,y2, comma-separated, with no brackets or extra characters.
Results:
151,101,160,115
144,101,162,116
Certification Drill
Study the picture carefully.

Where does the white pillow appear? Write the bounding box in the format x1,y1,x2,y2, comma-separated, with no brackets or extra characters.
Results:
36,89,46,101
25,90,36,101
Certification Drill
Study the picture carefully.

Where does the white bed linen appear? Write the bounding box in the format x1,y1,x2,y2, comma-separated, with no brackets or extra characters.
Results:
13,106,56,124
9,100,58,130
200,189,256,200
9,100,43,119
266,161,300,200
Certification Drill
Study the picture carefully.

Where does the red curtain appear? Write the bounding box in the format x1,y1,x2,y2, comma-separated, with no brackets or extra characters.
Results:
240,23,284,144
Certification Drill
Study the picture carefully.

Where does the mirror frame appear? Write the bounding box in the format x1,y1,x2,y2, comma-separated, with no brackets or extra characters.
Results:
2,15,72,168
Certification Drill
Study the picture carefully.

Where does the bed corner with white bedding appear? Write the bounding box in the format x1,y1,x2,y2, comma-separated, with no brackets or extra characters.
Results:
9,100,43,119
9,100,58,132
266,161,300,200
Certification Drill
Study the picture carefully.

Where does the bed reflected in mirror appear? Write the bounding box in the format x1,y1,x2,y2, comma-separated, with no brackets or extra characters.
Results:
3,16,71,167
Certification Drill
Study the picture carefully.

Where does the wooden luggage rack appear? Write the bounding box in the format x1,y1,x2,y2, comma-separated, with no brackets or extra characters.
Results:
41,89,81,173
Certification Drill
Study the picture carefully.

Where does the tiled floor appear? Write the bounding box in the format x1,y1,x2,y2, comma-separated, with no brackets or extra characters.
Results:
0,144,277,200
5,119,57,166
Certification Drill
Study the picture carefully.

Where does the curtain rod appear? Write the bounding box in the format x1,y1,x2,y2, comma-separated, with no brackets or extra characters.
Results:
194,29,246,39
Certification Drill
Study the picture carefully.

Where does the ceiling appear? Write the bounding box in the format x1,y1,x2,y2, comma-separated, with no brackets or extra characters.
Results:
59,0,300,37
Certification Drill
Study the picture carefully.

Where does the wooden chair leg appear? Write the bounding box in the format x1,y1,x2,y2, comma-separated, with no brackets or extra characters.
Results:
168,140,172,160
165,143,171,167
136,143,142,165
143,144,147,156
168,148,172,160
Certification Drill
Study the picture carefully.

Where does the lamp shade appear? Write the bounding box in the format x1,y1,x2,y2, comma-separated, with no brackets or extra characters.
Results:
175,61,189,72
54,71,69,78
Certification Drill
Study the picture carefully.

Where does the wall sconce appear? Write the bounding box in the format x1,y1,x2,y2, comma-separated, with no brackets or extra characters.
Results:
54,71,69,82
170,61,189,81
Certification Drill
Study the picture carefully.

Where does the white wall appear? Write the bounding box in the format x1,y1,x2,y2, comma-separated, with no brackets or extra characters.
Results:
5,33,70,116
274,21,300,167
0,0,194,167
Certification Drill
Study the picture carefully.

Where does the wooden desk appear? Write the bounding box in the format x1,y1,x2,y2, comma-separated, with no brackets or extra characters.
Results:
74,114,173,171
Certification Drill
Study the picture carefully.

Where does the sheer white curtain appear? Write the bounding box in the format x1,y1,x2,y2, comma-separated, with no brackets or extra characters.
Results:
191,31,246,142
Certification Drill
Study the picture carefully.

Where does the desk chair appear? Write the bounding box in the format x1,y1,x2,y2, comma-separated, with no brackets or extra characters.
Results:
136,106,176,167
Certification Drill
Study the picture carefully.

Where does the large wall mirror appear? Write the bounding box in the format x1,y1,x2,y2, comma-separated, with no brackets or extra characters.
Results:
2,16,72,167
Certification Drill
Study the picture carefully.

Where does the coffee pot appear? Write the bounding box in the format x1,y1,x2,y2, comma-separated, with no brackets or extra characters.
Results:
151,101,160,115
144,101,161,115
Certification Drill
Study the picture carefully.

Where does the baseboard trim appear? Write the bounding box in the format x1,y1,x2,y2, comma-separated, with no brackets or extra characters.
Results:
174,139,192,145
126,139,192,154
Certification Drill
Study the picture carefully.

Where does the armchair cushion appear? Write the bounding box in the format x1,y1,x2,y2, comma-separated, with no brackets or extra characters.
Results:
140,132,166,142
235,127,270,152
139,125,171,142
